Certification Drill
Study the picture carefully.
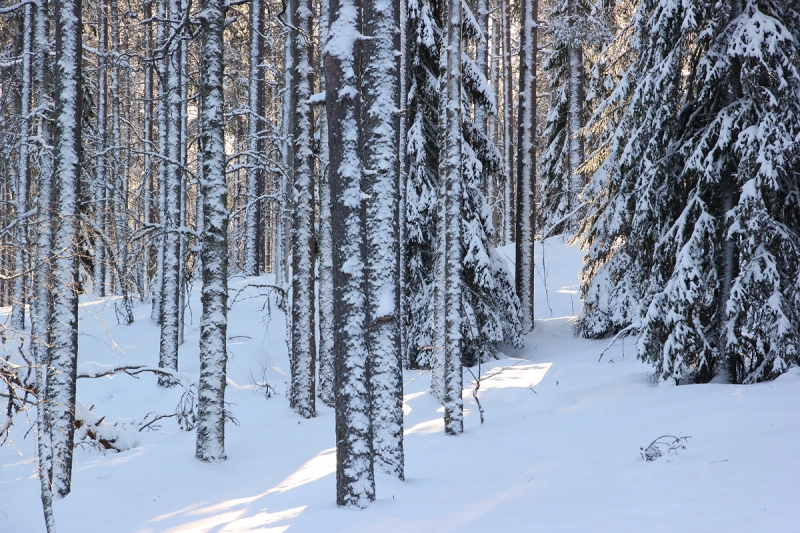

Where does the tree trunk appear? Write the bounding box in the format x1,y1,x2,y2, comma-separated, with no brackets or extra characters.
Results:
324,0,376,506
196,0,229,463
244,0,265,276
289,0,317,419
11,4,33,331
158,0,183,384
363,0,404,477
501,0,513,245
440,0,464,436
516,0,536,333
49,0,83,496
316,0,335,408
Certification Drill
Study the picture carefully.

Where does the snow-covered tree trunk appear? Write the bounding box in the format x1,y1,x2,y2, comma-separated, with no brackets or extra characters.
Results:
500,0,513,245
158,0,183,384
110,0,133,324
439,0,464,436
196,0,229,462
280,5,294,287
93,0,108,297
566,1,584,233
49,0,83,496
289,0,317,419
11,3,33,331
363,0,403,478
142,0,154,300
151,0,167,324
515,0,536,333
244,0,265,276
317,0,335,409
324,0,376,506
31,0,56,526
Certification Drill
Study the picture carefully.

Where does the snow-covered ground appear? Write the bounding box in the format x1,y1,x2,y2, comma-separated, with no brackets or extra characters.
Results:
2,239,799,532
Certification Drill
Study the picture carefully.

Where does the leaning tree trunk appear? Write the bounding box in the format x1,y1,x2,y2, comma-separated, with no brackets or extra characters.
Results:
49,0,83,497
288,0,317,419
439,0,464,436
362,0,404,478
324,0,376,507
195,0,229,463
516,0,537,333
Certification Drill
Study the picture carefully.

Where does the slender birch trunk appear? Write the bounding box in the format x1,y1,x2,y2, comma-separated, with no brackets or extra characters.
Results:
49,0,82,496
196,0,229,462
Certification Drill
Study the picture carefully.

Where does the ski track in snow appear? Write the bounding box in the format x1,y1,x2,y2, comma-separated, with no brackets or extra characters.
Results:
2,239,799,532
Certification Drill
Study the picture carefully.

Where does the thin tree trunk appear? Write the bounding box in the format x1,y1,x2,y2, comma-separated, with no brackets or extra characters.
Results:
501,0,513,245
94,0,108,297
363,0,403,477
244,0,265,276
289,0,317,419
151,0,167,324
11,3,33,331
516,0,536,333
316,0,335,408
324,0,376,506
195,0,229,463
49,0,83,496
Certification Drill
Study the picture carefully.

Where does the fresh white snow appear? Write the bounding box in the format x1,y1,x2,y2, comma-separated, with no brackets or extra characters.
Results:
2,238,799,532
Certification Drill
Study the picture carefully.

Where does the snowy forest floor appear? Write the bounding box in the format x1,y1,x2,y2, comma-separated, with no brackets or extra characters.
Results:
2,239,800,532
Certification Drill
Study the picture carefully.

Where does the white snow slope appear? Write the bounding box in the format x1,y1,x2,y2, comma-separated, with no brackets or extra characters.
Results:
2,239,799,532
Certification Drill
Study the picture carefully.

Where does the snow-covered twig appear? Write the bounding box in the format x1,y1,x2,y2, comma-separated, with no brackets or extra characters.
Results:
598,322,640,362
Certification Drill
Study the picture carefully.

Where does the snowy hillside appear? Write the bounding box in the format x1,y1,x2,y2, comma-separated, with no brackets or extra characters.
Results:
2,239,799,532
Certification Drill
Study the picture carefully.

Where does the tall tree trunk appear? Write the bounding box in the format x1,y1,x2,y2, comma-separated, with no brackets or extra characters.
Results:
94,0,108,297
316,0,335,408
143,0,154,300
324,0,375,507
196,0,229,463
289,0,317,419
363,0,403,477
516,0,536,333
566,0,583,234
439,0,464,436
244,0,265,276
49,0,82,496
31,0,56,527
11,3,33,331
501,0,513,245
279,5,294,287
151,0,167,323
110,0,134,324
158,0,183,383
